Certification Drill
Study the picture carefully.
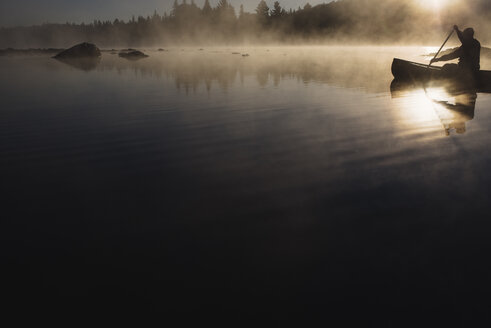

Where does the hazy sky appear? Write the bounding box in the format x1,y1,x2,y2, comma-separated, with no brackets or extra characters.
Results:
0,0,331,27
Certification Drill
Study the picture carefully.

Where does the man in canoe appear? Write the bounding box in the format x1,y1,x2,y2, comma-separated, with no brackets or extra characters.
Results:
430,25,481,75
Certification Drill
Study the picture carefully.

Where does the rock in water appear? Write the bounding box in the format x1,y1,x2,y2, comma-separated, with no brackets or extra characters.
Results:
54,42,101,59
118,50,149,60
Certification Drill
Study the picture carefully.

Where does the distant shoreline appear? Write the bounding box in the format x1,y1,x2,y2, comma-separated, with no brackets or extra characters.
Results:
3,45,491,58
2,0,491,48
0,48,63,56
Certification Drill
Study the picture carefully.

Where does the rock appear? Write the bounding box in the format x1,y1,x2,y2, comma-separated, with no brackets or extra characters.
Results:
118,49,149,60
53,42,101,59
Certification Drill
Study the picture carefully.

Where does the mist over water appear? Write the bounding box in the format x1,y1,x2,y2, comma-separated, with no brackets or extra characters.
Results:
3,46,491,324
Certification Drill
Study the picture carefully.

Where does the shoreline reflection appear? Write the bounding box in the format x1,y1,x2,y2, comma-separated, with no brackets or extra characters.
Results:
52,49,396,93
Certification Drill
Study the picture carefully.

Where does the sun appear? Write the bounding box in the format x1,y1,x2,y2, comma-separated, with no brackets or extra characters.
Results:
417,0,454,11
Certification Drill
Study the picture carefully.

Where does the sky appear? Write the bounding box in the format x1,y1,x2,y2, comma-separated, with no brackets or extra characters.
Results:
0,0,331,27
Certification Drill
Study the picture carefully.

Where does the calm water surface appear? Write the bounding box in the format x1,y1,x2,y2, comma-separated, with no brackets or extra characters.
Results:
2,46,491,324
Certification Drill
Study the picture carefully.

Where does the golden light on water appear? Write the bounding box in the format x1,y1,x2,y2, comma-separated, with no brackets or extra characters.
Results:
393,88,442,136
392,86,476,137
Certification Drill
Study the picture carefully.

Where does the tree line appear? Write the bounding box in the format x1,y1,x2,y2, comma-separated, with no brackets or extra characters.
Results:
1,0,491,48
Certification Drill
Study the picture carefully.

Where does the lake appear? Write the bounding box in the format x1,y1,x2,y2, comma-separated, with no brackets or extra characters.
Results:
2,46,491,325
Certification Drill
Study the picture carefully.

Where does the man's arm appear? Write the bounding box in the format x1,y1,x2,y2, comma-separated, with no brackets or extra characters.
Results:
454,25,464,44
431,47,462,64
438,48,462,61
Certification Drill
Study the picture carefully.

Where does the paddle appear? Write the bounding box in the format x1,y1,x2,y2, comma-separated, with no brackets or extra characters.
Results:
422,28,456,135
428,29,454,69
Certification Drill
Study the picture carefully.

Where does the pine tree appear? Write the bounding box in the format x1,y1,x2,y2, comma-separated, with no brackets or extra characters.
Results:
202,0,212,15
217,0,229,11
172,0,179,17
152,9,161,22
271,1,284,17
239,4,244,18
256,0,270,25
216,0,236,26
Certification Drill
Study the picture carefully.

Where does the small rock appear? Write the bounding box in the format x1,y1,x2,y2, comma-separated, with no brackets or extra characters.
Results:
119,49,149,60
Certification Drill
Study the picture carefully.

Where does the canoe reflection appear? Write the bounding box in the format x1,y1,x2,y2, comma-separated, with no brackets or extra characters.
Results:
391,79,478,136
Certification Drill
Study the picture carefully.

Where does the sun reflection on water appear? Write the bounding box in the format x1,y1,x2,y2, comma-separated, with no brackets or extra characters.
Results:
391,82,477,137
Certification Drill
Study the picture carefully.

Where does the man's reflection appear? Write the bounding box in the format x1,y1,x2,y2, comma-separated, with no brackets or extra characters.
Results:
391,80,478,136
434,91,476,135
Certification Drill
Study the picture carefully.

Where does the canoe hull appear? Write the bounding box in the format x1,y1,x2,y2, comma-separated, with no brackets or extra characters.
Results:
391,58,491,91
391,58,440,80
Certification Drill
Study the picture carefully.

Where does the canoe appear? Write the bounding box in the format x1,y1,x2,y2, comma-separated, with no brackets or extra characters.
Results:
392,58,441,80
391,58,491,91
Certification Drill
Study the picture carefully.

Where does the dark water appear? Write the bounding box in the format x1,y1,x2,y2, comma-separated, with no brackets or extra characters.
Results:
2,47,491,325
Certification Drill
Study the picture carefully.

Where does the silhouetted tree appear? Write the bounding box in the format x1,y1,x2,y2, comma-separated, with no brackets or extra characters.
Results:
239,4,245,18
271,2,285,17
216,0,236,18
203,0,212,15
172,0,179,17
238,3,255,34
256,0,270,26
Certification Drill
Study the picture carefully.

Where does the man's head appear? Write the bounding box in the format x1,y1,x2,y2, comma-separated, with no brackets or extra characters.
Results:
463,28,475,40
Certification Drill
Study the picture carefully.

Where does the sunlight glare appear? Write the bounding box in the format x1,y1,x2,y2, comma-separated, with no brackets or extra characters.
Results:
393,89,441,135
393,86,475,137
417,0,454,11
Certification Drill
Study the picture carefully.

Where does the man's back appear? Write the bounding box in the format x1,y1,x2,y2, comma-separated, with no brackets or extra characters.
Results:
459,37,480,71
431,26,481,73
